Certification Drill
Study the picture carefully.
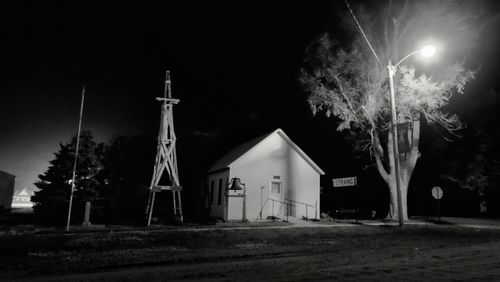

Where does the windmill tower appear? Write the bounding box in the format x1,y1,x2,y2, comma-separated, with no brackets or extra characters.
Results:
146,71,183,225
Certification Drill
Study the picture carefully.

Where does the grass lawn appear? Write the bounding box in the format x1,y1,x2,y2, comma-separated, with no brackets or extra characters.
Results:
1,222,500,281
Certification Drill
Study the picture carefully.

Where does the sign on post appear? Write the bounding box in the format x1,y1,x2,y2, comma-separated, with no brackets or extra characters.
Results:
431,186,443,221
431,186,443,199
332,176,359,222
332,177,357,187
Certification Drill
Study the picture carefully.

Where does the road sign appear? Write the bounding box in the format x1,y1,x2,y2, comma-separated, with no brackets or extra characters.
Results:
333,177,357,187
431,186,443,200
432,186,443,222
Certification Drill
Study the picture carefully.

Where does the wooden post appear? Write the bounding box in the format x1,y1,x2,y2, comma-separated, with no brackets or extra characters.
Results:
82,201,91,227
436,197,441,222
147,191,156,226
242,185,247,222
177,191,184,223
225,191,229,222
260,186,263,220
272,200,274,220
315,201,318,220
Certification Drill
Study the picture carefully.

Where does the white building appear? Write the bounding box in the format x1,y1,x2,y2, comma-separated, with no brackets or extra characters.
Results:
206,129,324,221
12,188,34,209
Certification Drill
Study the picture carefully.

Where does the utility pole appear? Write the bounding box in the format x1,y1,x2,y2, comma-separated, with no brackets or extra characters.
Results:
66,86,85,232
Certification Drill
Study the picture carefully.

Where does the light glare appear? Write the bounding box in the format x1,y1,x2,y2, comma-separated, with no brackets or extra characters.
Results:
420,45,436,58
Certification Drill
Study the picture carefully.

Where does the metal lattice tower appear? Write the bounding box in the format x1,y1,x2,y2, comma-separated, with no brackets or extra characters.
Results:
146,71,183,225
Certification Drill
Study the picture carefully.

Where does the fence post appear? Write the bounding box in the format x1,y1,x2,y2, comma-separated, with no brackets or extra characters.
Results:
315,201,318,220
272,200,274,221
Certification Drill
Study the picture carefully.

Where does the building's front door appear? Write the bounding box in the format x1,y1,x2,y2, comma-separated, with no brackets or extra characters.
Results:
270,181,283,218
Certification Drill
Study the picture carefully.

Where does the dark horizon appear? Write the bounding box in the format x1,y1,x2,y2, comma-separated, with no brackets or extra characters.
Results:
0,2,339,194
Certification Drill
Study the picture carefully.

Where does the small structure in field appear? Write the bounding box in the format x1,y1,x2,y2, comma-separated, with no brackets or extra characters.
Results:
0,170,15,211
206,129,324,222
12,188,33,209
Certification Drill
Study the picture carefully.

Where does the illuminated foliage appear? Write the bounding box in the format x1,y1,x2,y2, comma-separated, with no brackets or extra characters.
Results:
300,0,480,219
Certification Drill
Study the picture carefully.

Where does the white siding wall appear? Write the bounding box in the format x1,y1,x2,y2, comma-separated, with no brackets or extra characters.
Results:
228,134,320,221
288,152,320,220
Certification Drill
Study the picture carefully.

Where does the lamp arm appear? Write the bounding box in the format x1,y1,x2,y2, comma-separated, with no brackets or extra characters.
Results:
393,49,422,69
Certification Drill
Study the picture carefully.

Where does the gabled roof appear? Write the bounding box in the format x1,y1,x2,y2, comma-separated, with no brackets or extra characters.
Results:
17,188,31,196
208,128,325,175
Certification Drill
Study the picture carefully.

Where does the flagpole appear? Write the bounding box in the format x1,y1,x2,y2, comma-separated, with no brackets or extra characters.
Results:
66,86,85,232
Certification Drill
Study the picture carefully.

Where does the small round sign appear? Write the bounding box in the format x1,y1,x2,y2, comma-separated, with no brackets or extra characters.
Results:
431,186,443,200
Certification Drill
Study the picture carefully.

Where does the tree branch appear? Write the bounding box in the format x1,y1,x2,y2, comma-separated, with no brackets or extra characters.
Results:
373,132,389,181
394,0,409,32
373,129,385,159
411,119,420,152
387,129,395,176
401,119,421,181
334,74,359,123
384,18,390,59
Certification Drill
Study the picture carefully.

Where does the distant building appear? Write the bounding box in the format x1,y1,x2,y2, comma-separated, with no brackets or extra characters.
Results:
0,170,16,211
12,188,33,209
206,129,325,221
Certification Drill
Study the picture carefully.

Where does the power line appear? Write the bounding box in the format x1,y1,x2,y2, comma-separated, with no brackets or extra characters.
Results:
344,0,383,67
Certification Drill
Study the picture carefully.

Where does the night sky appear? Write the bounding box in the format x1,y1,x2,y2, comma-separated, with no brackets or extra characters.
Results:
1,1,499,199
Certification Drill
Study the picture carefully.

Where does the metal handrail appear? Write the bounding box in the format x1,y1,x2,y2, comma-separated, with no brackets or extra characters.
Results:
260,198,316,222
286,199,315,208
258,198,270,220
285,199,317,220
270,199,295,222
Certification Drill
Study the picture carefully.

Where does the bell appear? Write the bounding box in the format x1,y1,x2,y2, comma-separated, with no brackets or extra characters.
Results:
229,178,244,191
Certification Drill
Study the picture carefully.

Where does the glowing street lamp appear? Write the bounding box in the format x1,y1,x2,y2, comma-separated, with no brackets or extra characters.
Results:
420,45,437,58
387,45,436,227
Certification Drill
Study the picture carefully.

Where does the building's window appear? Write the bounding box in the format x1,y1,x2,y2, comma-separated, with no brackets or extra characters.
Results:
271,182,281,194
210,180,215,205
218,179,223,205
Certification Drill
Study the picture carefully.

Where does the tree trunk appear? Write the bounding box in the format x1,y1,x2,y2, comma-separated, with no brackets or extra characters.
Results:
387,175,398,220
374,119,420,221
387,175,409,221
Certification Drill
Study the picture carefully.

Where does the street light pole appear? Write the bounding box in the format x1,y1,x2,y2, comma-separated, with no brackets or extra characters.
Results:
387,61,405,227
386,45,436,227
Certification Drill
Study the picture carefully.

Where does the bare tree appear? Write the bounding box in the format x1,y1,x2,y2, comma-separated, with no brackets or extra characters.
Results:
301,0,481,220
